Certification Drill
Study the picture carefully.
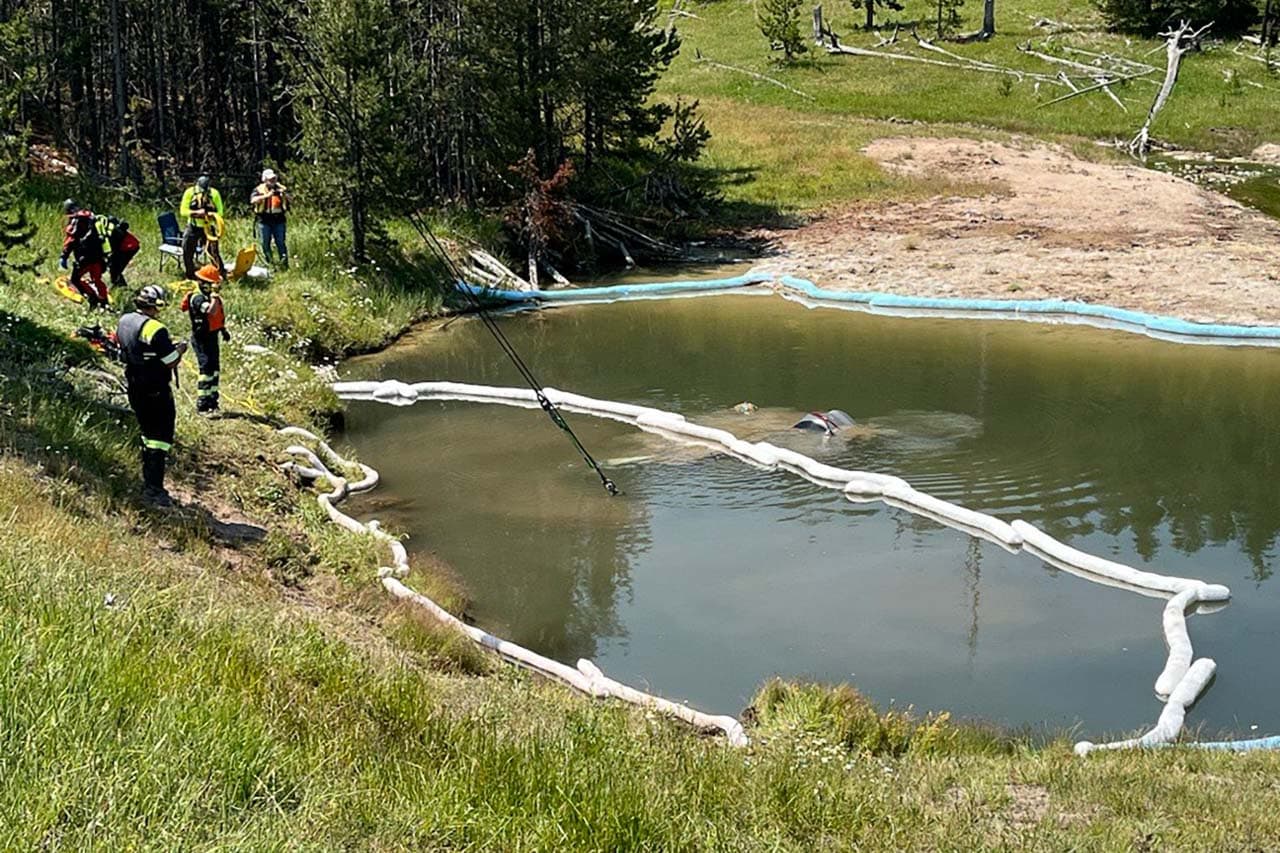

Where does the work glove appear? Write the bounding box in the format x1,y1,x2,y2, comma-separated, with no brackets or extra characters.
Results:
58,255,69,270
221,328,231,342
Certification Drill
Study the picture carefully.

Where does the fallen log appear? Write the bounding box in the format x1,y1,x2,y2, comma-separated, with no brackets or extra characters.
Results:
828,40,1068,85
1059,45,1156,74
692,54,816,101
1035,67,1155,108
575,204,685,260
470,248,533,291
1232,42,1279,69
540,258,572,287
1131,22,1212,157
873,24,900,47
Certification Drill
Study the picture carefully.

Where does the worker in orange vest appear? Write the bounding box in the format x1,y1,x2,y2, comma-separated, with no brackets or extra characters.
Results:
182,278,230,414
250,168,290,269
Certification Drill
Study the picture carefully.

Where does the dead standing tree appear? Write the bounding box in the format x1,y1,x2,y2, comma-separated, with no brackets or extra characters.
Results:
1130,22,1212,157
509,152,576,291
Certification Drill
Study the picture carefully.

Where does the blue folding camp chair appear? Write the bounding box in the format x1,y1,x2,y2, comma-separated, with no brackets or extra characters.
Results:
157,210,201,271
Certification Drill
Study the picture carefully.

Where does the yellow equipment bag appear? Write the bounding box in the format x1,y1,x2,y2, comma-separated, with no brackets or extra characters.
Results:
53,275,86,304
228,245,256,280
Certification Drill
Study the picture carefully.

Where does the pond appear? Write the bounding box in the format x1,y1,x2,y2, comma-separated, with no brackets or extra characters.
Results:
340,293,1280,738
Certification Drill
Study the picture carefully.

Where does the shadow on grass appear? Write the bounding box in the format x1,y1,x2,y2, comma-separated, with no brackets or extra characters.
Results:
700,165,808,232
0,311,276,555
0,309,138,498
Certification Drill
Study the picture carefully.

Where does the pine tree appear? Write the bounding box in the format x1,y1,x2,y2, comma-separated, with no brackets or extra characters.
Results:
853,0,905,31
935,0,965,38
0,14,40,287
757,0,809,62
274,0,412,260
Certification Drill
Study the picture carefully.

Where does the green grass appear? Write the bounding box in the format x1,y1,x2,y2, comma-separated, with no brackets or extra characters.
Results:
692,98,999,220
9,201,1280,849
664,0,1279,214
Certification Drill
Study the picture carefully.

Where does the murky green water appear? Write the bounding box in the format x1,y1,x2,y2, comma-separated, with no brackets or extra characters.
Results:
1149,155,1280,220
341,295,1280,736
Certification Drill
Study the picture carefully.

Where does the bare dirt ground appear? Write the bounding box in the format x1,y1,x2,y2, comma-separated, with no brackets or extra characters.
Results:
753,137,1280,326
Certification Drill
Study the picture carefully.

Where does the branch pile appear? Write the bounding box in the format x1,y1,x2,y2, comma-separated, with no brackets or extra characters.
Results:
572,204,686,267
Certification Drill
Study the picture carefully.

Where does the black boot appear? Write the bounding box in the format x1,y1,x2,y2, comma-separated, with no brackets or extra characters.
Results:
142,448,174,507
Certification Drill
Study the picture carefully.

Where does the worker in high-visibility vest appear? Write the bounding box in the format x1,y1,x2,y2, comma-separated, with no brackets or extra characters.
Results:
116,285,188,507
182,277,230,414
95,213,140,289
250,168,290,269
179,175,225,281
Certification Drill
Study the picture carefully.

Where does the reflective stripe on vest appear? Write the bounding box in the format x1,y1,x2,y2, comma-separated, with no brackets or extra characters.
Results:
140,318,163,345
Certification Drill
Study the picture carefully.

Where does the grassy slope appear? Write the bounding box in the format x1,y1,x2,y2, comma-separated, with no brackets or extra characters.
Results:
662,0,1279,215
5,184,1280,848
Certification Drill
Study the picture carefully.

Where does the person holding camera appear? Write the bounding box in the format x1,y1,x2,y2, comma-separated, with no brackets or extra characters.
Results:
251,168,290,269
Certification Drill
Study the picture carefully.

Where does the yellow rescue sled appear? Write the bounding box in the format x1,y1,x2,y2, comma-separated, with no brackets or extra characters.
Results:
53,275,86,304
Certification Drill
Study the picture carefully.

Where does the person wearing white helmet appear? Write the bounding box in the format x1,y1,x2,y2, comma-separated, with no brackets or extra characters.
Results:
251,167,290,269
116,285,188,507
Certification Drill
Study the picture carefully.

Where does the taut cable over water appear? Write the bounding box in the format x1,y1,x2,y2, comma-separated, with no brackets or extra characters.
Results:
407,214,618,496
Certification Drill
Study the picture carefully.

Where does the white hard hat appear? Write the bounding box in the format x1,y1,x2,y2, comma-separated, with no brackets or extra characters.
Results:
262,168,277,181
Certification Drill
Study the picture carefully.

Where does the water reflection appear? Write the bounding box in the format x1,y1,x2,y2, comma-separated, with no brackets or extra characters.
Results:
345,403,647,661
342,296,1280,731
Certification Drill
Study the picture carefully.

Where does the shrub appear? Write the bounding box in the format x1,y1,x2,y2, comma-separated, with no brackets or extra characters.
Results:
757,0,810,62
1095,0,1259,37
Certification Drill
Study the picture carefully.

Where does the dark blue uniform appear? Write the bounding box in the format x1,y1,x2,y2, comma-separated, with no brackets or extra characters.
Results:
117,311,180,498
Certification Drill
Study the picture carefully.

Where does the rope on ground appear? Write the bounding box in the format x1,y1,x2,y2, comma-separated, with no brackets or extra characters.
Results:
335,379,1247,754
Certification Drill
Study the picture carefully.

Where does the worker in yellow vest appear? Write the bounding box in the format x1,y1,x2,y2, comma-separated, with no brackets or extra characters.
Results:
116,285,187,507
251,168,290,269
179,175,225,281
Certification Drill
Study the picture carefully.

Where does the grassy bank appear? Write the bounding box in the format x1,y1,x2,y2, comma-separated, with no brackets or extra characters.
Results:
663,0,1279,216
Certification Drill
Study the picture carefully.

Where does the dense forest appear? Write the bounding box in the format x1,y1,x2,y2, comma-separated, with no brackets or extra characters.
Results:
0,0,710,261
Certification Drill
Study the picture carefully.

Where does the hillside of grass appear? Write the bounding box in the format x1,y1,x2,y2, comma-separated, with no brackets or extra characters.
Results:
661,0,1278,216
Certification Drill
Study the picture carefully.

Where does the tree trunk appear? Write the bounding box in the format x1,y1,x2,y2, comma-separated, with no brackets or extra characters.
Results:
981,0,995,36
865,0,874,30
251,0,265,163
346,67,367,261
109,0,128,179
936,0,943,40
